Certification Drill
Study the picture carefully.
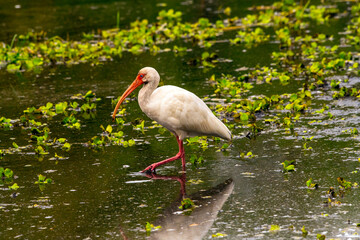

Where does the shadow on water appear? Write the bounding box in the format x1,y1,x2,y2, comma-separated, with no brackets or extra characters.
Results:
134,173,235,240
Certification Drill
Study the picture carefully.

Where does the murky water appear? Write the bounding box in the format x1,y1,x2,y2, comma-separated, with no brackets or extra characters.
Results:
1,1,360,239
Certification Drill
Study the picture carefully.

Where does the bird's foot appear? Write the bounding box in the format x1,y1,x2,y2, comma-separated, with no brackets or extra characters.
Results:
141,163,158,173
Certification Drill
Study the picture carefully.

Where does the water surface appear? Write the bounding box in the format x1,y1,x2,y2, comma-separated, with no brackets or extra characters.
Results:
1,1,360,239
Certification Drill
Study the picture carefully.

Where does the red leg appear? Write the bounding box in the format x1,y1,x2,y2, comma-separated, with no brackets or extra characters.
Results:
141,136,185,173
180,140,186,171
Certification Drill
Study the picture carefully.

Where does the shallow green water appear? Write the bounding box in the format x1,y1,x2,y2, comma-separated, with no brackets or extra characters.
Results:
1,1,360,239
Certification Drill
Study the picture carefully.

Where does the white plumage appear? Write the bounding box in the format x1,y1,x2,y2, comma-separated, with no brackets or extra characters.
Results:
112,67,231,172
140,85,231,141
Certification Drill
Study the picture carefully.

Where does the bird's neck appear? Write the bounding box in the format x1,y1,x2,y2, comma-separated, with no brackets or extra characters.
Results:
138,81,157,110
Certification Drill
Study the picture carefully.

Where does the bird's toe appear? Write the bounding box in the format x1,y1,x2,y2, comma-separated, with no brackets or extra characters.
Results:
141,164,157,173
145,169,155,174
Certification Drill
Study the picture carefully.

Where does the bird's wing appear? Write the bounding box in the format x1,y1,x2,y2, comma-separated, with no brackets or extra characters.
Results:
147,86,231,140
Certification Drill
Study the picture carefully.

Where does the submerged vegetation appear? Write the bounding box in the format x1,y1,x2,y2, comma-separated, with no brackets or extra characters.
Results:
2,0,360,239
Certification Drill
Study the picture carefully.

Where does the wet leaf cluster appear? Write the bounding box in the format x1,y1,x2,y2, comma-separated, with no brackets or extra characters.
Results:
145,221,161,236
0,167,14,185
87,124,135,149
306,178,319,190
0,167,19,191
0,0,348,74
186,136,209,150
194,2,360,229
0,91,135,164
323,177,358,207
0,8,222,73
179,197,195,215
0,116,13,130
281,160,295,172
35,174,52,191
189,154,204,167
200,0,360,144
230,27,270,48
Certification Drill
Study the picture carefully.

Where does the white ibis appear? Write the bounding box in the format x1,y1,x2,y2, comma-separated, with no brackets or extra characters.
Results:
112,67,231,172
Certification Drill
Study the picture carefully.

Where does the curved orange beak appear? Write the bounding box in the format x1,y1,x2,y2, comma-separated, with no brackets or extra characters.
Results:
112,76,144,120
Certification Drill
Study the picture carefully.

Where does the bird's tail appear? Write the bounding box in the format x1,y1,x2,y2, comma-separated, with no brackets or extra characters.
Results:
212,117,232,141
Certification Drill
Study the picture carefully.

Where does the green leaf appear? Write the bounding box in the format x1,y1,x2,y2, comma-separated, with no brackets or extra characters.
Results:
269,225,280,231
35,146,48,155
316,234,326,240
9,183,19,190
301,226,308,237
282,160,295,172
33,57,43,66
106,125,113,133
6,63,21,72
128,139,136,147
62,142,71,151
84,90,95,99
223,7,231,16
201,52,210,60
57,138,67,143
55,102,68,114
179,198,195,210
145,222,153,235
4,168,14,178
240,112,249,122
145,222,161,236
38,174,46,182
285,165,295,171
306,178,312,188
70,102,79,109
12,142,19,149
212,232,228,238
221,143,229,150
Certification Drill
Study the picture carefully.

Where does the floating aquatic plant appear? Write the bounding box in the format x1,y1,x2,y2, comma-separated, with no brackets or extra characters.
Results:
301,226,308,237
0,167,14,185
281,160,295,172
189,154,204,167
88,125,135,149
306,178,318,189
316,234,326,240
35,174,52,191
0,116,13,130
8,183,19,191
145,222,162,236
179,197,195,215
212,232,228,238
186,136,208,150
269,224,280,232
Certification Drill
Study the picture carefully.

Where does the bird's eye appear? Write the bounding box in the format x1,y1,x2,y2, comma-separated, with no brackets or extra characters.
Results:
140,74,144,78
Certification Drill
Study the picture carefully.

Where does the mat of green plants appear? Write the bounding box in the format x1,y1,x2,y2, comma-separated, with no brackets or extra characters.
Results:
1,0,360,239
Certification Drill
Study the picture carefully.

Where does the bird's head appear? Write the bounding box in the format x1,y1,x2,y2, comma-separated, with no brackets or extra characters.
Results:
137,67,160,85
112,67,160,120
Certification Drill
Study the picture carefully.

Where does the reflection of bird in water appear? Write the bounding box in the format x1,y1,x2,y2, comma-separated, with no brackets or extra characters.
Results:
144,173,234,240
112,67,231,173
145,172,187,197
